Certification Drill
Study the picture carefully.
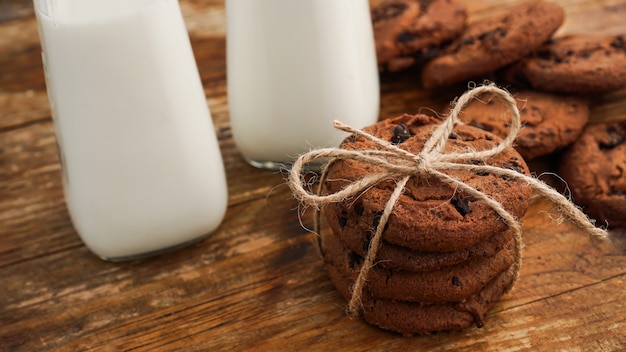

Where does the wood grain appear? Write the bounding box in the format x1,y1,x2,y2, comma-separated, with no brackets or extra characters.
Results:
1,0,625,351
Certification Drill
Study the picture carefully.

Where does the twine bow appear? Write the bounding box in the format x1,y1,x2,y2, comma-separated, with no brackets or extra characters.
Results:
288,83,608,317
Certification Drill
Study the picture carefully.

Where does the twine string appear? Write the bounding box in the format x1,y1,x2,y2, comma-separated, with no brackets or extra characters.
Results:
287,83,608,317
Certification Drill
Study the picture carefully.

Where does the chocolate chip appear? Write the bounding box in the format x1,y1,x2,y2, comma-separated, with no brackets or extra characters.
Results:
418,0,435,12
477,30,490,41
501,161,523,180
373,210,384,229
338,210,348,228
461,36,475,46
611,35,625,50
452,276,463,286
355,202,364,216
502,162,522,173
471,159,488,175
396,30,416,43
451,195,471,217
448,132,458,139
469,121,494,132
363,232,373,253
363,239,371,254
537,49,556,62
372,3,408,22
348,251,363,270
477,28,507,42
599,126,624,149
422,46,440,59
391,124,412,145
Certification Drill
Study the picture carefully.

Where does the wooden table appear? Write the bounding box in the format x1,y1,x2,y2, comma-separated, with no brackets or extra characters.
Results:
2,0,626,350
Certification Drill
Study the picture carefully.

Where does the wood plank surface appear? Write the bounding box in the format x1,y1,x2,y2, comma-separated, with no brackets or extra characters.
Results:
1,0,626,351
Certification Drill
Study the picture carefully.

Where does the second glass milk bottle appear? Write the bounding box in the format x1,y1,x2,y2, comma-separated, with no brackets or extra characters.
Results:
226,0,380,170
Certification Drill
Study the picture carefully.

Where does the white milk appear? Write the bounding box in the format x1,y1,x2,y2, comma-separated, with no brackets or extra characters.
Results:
34,0,228,260
226,0,380,169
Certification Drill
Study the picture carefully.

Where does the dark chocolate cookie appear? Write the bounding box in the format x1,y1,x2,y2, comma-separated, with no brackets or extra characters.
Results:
324,114,533,252
326,200,514,271
321,229,514,303
502,34,626,93
455,88,590,160
371,0,421,70
559,121,626,229
356,270,515,336
376,0,468,72
421,1,564,88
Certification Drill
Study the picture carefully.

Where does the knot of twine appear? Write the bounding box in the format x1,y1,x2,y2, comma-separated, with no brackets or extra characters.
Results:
287,83,608,317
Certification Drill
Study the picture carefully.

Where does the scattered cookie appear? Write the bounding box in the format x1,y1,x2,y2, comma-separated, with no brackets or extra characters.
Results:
374,0,468,72
421,1,564,88
559,121,626,229
372,0,421,71
502,34,626,93
455,88,590,160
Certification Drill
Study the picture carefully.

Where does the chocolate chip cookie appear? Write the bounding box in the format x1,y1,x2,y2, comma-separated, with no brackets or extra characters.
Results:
456,88,590,160
375,0,468,72
559,121,626,229
324,114,533,252
372,0,421,70
502,34,626,93
321,229,515,302
326,200,514,271
421,1,565,88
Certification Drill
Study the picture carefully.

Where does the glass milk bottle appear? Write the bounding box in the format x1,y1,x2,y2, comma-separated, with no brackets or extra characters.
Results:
226,0,380,170
33,0,228,261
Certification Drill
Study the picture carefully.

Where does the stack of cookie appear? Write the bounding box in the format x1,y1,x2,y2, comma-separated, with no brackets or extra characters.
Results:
320,114,533,335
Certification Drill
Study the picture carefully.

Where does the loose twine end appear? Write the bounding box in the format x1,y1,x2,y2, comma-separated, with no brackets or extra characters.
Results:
287,83,609,317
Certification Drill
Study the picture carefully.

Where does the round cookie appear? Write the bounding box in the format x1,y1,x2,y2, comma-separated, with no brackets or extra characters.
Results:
322,229,514,302
378,0,468,72
371,0,421,70
559,121,626,229
325,200,514,272
421,0,565,88
455,88,590,160
502,34,626,93
358,270,514,336
324,113,533,252
322,235,516,335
